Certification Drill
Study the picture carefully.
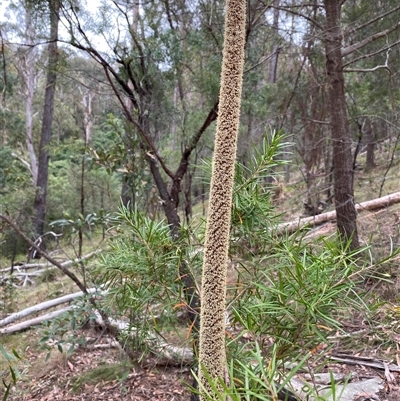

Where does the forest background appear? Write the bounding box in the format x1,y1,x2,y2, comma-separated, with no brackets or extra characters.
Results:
1,0,400,400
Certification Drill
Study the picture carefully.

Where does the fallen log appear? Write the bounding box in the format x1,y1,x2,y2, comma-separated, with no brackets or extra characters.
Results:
1,305,194,365
105,317,193,366
0,269,56,288
330,353,400,372
0,288,104,327
0,251,101,273
0,306,75,334
276,191,400,235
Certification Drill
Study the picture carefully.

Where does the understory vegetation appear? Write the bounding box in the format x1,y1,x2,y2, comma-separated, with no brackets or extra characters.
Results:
2,133,400,400
2,0,400,399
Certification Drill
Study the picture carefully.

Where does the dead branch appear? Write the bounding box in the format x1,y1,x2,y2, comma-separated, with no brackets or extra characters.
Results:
330,353,400,372
344,48,392,73
343,5,400,38
1,298,193,365
343,39,400,67
0,288,104,327
0,250,101,273
277,192,400,234
0,306,75,335
342,21,400,57
0,214,87,293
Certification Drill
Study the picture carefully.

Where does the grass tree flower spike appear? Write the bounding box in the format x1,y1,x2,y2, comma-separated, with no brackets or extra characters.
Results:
198,0,246,399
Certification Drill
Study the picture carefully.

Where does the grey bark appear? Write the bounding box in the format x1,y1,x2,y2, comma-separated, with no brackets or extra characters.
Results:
17,5,38,183
269,0,280,84
33,0,61,236
364,119,376,171
323,0,359,250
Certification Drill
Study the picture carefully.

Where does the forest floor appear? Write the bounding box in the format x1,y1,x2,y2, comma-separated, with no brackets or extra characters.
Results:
5,334,193,401
4,297,400,401
3,159,400,400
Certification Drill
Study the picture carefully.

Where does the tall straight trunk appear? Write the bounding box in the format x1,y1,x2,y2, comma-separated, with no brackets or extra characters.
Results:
23,7,38,183
120,1,140,207
269,0,280,84
323,0,359,250
33,0,61,236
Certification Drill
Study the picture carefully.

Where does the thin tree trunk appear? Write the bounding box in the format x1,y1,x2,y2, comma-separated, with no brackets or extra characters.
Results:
120,1,140,208
323,0,359,250
22,7,38,183
33,0,61,236
364,119,376,171
269,0,280,84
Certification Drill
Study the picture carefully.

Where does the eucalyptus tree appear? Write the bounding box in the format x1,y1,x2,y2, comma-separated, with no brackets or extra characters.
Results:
15,0,39,183
322,0,359,248
33,0,62,237
271,0,400,250
59,0,280,334
342,0,400,177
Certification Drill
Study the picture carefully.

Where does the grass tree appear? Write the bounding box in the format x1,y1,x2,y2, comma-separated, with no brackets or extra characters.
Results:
198,0,246,398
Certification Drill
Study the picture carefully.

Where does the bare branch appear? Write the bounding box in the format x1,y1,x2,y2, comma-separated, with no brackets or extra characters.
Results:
102,66,175,179
342,21,400,57
344,48,392,73
344,65,391,73
0,251,101,273
0,214,87,293
244,47,282,73
276,192,400,235
343,39,400,67
0,307,75,334
271,4,324,31
343,5,400,37
0,288,104,327
11,153,34,178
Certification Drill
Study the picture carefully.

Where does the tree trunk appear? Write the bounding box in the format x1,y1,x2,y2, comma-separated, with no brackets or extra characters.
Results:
269,0,280,84
20,6,38,183
323,0,359,250
33,0,60,236
364,119,376,171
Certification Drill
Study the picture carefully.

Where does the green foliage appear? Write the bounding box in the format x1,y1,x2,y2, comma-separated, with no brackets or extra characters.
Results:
0,179,36,258
0,146,30,195
0,344,24,401
231,130,288,252
38,297,100,357
50,210,115,239
193,235,365,400
194,343,346,401
46,160,120,222
95,204,191,355
192,345,300,401
231,236,366,359
200,130,288,253
93,131,370,400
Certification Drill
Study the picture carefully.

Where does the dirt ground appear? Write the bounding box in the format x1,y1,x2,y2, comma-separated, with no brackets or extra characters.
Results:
6,342,193,401
5,324,400,401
